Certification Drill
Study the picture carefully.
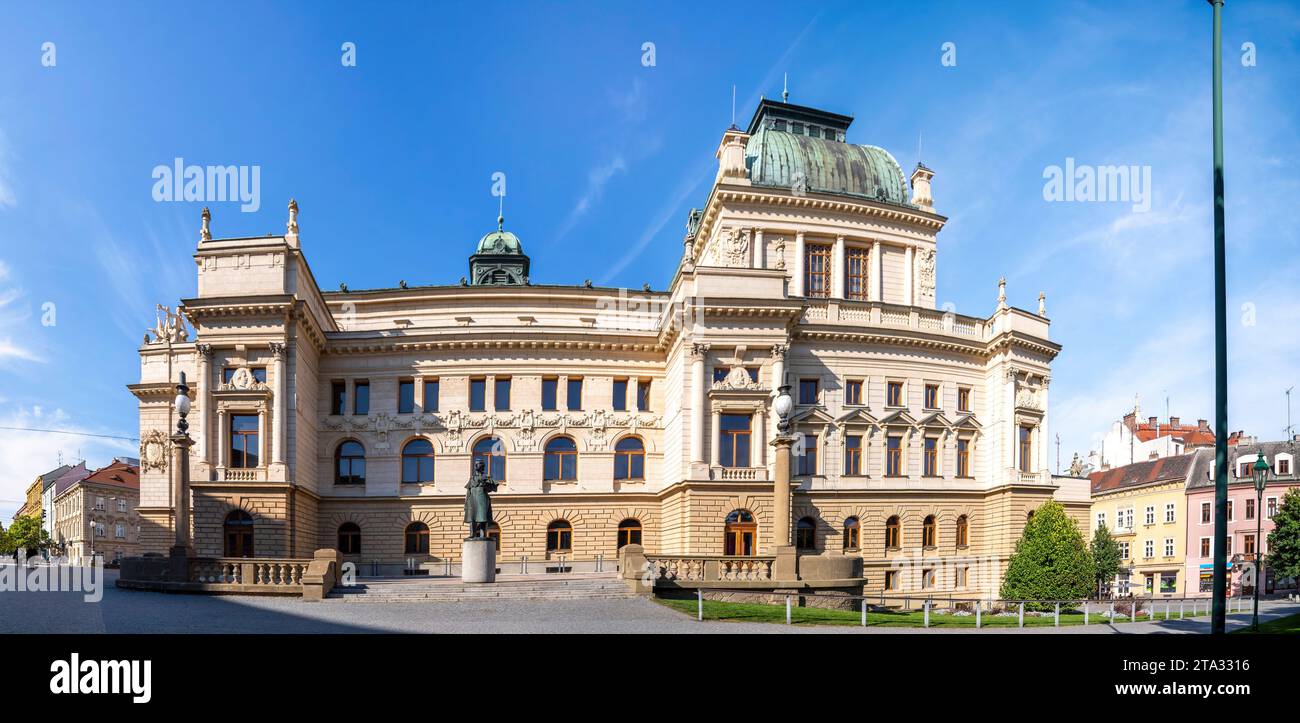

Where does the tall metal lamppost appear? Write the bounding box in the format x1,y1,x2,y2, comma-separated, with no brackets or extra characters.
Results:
169,371,194,580
1251,451,1271,632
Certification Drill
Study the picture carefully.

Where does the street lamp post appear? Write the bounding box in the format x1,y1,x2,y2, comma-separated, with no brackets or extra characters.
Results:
1207,0,1230,636
1251,451,1270,632
168,372,194,581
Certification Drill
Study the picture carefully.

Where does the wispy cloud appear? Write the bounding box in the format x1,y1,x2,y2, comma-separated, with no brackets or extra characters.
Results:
0,406,136,519
0,258,39,363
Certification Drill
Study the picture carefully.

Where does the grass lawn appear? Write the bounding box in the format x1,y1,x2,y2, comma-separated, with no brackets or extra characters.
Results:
655,596,1214,628
1231,611,1300,634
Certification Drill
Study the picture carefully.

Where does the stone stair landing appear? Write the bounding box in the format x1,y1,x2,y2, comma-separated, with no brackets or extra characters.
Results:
324,572,635,603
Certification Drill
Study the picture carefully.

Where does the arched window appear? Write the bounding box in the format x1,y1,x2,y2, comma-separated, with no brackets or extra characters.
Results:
885,515,901,549
617,518,642,548
922,515,937,547
401,439,435,484
487,522,501,551
337,522,361,554
724,509,757,556
335,441,366,485
956,515,969,547
473,437,507,482
404,521,429,554
843,516,861,551
614,437,646,480
796,517,816,550
546,520,573,552
224,510,254,558
544,436,578,481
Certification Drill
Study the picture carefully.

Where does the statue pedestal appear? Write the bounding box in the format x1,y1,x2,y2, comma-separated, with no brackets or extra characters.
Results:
461,539,496,584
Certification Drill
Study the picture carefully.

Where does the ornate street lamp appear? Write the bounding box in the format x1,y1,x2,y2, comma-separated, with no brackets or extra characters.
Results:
174,371,191,434
774,383,794,434
1251,451,1270,631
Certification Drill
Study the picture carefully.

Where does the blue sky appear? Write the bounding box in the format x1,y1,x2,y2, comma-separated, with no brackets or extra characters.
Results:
1,1,1298,516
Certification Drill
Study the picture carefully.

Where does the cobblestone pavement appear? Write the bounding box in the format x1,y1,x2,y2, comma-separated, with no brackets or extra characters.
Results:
3,571,1296,634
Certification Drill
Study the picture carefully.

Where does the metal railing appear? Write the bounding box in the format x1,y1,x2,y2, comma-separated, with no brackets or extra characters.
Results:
686,588,1254,628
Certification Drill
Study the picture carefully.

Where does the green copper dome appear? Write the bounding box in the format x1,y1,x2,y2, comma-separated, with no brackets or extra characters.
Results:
744,125,910,206
476,217,524,255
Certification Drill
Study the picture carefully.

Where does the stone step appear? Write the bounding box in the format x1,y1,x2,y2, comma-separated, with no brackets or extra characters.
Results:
324,573,634,602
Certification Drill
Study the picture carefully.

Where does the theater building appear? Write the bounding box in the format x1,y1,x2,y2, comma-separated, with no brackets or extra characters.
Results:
130,99,1076,596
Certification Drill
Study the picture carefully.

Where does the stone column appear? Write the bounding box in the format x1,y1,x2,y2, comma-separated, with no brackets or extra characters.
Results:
689,344,708,464
270,342,287,464
216,409,227,468
196,344,212,463
904,244,915,306
711,409,722,468
792,232,806,296
754,409,766,467
832,234,846,299
870,240,882,302
754,228,765,269
169,430,194,580
258,408,268,469
771,435,794,551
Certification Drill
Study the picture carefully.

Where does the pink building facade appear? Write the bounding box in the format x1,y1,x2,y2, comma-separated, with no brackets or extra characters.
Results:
1184,440,1299,595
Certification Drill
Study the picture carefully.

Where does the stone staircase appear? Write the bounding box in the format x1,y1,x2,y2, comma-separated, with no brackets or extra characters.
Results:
324,572,636,603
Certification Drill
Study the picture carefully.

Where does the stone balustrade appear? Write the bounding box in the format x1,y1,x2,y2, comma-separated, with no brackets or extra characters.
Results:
797,300,987,340
187,557,310,588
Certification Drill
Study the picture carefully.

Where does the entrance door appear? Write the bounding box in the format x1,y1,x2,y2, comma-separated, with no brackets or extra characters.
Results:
724,509,757,556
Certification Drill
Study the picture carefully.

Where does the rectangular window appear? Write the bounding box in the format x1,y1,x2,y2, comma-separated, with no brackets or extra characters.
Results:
1145,506,1155,525
541,378,558,411
713,368,728,384
494,377,511,411
423,379,439,412
1160,574,1177,594
354,381,369,416
1227,500,1234,522
567,377,583,410
956,438,970,477
229,414,259,469
845,246,870,300
886,381,904,407
1144,540,1154,558
886,435,902,477
799,378,819,405
95,496,105,511
844,435,862,476
1165,502,1176,523
923,437,938,477
1279,458,1292,475
804,243,832,298
924,384,940,410
636,380,651,411
1268,497,1278,518
1244,534,1256,556
330,382,346,416
1246,497,1255,520
957,387,971,413
1200,537,1211,557
251,368,267,384
1097,511,1107,530
1164,538,1175,557
115,523,125,539
845,379,863,405
398,380,415,414
797,434,817,476
223,368,236,384
612,379,628,411
1018,426,1033,472
117,499,127,513
1119,542,1129,560
884,570,899,591
921,569,934,590
469,378,486,412
1201,501,1212,524
719,414,752,468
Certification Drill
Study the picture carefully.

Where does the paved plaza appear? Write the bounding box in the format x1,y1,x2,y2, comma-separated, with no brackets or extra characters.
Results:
1,570,1296,634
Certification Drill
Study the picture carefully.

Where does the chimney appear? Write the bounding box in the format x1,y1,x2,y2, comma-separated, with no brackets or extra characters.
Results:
1198,419,1208,431
1148,416,1158,426
910,164,935,212
1169,416,1180,428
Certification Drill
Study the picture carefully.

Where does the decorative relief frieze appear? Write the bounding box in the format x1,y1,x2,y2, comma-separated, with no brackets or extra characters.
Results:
140,429,170,473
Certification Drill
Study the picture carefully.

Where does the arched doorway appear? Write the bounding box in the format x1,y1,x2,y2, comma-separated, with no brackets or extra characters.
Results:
724,509,757,556
224,510,254,558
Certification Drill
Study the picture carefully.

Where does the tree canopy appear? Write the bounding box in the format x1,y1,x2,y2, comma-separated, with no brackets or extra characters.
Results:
1000,501,1097,606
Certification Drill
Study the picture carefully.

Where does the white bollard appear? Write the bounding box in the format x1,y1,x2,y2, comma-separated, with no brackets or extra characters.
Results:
976,601,982,629
1018,602,1024,628
697,589,703,621
1084,601,1089,626
785,595,792,625
861,599,867,627
924,600,930,628
1055,602,1060,627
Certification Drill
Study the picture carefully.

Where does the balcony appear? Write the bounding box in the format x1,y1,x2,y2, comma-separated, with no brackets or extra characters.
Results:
710,466,767,482
800,300,987,340
218,467,267,482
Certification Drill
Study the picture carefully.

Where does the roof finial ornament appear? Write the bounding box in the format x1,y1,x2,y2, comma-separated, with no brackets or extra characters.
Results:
199,207,212,242
287,198,299,235
1038,291,1046,317
997,276,1007,309
730,84,737,129
497,192,504,231
782,72,789,103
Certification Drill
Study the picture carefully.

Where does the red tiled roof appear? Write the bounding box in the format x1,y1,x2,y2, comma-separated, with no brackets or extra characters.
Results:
81,461,140,490
1123,414,1216,447
1089,452,1198,495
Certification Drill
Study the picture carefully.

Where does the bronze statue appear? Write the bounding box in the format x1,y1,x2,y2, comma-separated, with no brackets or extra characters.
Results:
464,458,498,540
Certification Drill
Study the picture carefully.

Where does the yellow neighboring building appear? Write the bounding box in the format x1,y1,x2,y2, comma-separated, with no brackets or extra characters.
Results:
1088,452,1205,597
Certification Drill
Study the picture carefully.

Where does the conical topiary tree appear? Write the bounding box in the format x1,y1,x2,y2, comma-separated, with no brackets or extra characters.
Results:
1000,500,1096,608
1090,522,1122,599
